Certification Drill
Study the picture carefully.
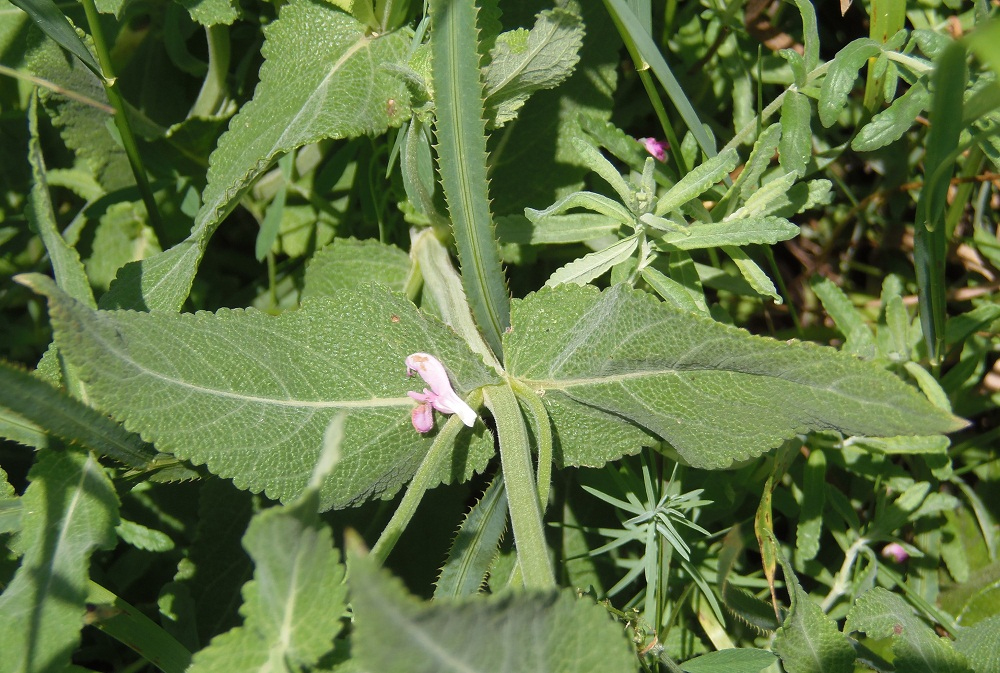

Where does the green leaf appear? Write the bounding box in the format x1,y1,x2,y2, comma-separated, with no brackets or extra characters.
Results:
431,0,509,357
852,80,931,152
177,0,237,26
954,614,1000,673
8,0,102,76
19,273,500,510
497,213,619,245
27,94,96,308
845,587,973,673
302,238,411,301
655,148,739,216
779,91,812,176
504,284,967,470
27,30,132,191
810,276,877,357
484,7,584,128
350,550,636,673
796,448,826,561
773,564,855,673
0,360,156,467
435,474,508,599
819,39,883,127
108,2,411,311
680,648,778,673
85,200,161,293
0,448,119,673
915,40,966,363
654,217,799,251
187,489,347,673
546,234,639,287
722,246,780,302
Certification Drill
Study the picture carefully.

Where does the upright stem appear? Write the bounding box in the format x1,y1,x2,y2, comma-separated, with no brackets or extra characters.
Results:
78,0,165,242
484,383,555,589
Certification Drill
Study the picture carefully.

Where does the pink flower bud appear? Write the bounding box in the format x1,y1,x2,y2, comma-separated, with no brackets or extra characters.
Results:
639,137,669,162
881,542,909,563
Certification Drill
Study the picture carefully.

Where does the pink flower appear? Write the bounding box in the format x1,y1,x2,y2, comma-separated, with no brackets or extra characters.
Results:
639,137,669,162
881,542,909,563
405,353,477,432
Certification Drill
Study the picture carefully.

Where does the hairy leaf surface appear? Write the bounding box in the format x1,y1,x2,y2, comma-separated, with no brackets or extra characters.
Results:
22,274,499,510
351,552,636,672
505,284,966,469
0,449,118,673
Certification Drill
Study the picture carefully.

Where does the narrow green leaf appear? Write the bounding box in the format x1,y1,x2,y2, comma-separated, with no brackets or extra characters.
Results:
19,273,500,510
0,360,156,467
105,2,412,311
350,551,636,673
435,474,508,599
27,94,96,309
497,213,620,245
484,7,584,128
722,246,780,302
732,123,782,205
86,581,193,673
254,152,292,261
572,137,637,211
810,276,876,355
504,284,967,470
845,587,973,673
641,265,704,314
796,448,826,561
735,172,797,218
915,40,967,362
545,234,639,287
654,217,799,251
9,0,102,75
0,448,119,673
853,80,931,152
655,148,739,216
604,0,718,158
818,39,883,127
779,91,812,176
187,489,347,673
849,435,949,455
431,0,509,357
526,190,634,227
680,648,778,673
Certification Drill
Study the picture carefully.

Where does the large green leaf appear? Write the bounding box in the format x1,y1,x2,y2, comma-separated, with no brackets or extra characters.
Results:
350,550,636,673
845,588,972,673
773,567,854,673
0,448,119,673
504,284,966,470
20,273,500,510
103,2,411,311
187,488,347,673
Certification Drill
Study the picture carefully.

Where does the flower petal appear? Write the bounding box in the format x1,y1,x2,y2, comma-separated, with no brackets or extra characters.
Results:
405,352,477,428
411,402,434,433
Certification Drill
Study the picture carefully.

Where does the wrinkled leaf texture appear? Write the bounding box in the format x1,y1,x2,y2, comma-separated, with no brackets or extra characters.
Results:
504,284,966,469
20,274,498,510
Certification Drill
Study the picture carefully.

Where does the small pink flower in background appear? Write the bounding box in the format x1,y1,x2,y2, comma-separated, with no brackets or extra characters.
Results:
640,137,669,162
405,353,477,432
881,542,909,563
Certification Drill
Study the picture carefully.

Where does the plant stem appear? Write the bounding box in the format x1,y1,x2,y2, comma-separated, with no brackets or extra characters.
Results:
190,25,230,117
370,392,483,564
78,0,166,243
484,382,555,589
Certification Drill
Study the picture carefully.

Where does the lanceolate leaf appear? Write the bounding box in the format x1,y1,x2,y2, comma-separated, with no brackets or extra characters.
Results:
0,449,119,673
0,360,155,467
654,217,799,251
505,284,966,470
103,2,411,311
20,273,500,510
431,0,510,357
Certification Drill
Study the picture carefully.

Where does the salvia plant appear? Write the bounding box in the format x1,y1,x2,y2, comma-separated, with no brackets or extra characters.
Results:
0,0,998,671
